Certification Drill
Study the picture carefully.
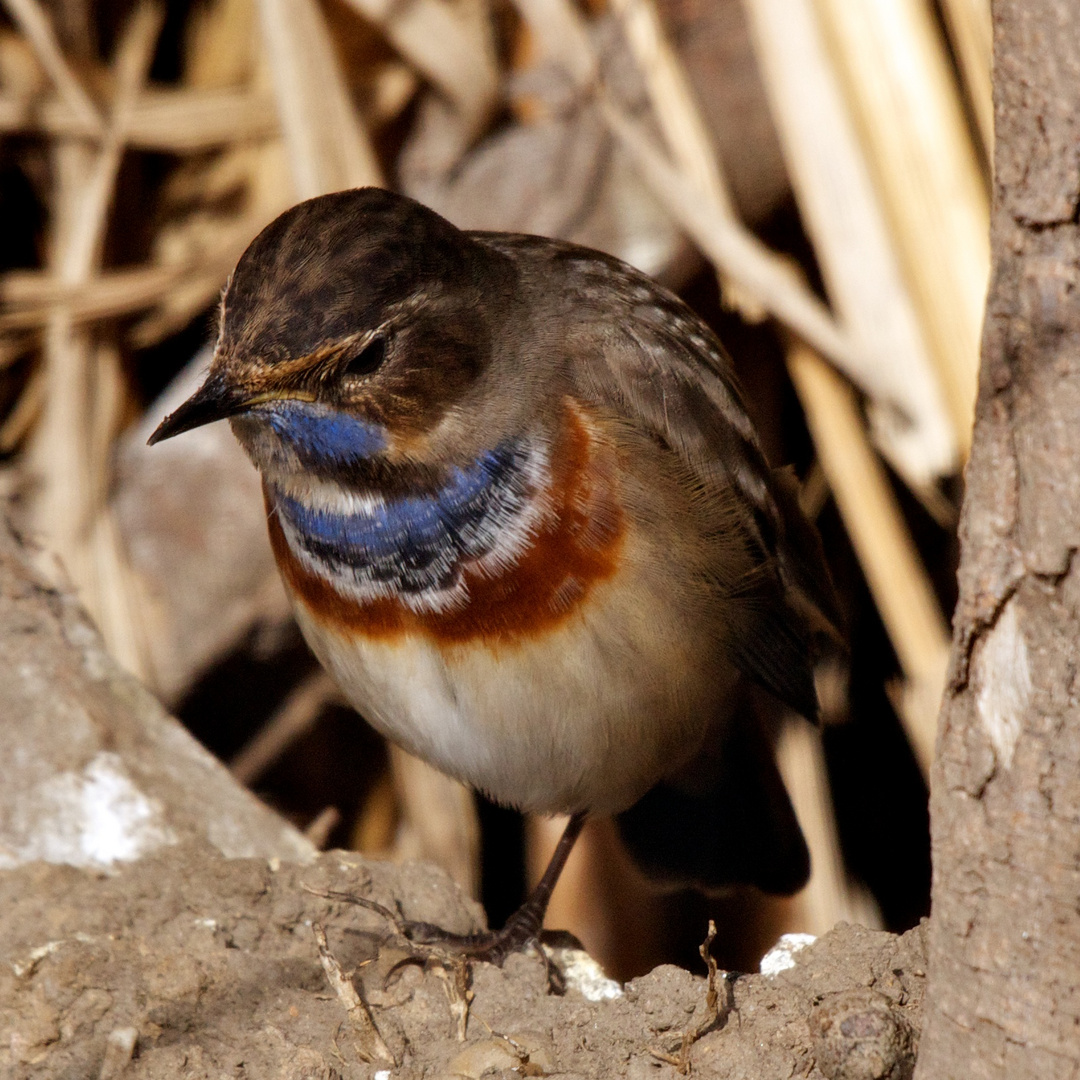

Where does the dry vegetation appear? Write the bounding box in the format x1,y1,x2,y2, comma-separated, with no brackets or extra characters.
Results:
0,0,989,981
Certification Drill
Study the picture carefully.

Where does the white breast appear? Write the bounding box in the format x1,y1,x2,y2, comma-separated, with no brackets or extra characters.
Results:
290,555,737,815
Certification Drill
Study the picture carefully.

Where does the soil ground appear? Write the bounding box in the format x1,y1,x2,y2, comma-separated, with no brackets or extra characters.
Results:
1,843,924,1079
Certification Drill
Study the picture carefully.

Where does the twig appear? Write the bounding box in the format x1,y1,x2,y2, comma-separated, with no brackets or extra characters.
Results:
647,921,735,1075
301,884,403,933
432,955,474,1041
699,919,720,1018
306,884,476,1041
312,923,395,1065
97,1026,138,1080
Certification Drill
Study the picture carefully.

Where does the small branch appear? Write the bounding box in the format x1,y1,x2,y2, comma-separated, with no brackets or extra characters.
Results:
312,923,395,1065
647,921,735,1075
433,955,474,1041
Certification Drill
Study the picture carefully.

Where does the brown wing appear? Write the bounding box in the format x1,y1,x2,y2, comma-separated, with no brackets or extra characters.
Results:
559,248,839,719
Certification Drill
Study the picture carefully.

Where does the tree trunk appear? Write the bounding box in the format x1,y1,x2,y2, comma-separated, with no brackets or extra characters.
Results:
916,2,1080,1076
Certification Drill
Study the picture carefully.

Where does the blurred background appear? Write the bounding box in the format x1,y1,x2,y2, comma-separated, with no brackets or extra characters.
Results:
0,0,989,980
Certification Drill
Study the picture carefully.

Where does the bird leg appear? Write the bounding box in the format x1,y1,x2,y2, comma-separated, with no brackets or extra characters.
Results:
308,812,587,997
319,811,587,976
397,811,588,966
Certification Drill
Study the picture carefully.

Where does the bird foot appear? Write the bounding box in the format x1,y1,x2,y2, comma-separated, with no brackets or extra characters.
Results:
303,814,588,993
394,905,543,964
305,887,569,991
391,913,572,993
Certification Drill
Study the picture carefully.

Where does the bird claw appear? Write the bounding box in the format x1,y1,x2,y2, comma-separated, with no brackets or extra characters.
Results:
303,884,549,970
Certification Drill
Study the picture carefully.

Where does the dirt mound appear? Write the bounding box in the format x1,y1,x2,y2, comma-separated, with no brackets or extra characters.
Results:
1,842,924,1079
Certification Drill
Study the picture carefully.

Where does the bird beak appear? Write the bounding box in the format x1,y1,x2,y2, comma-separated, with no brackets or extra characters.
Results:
147,372,259,445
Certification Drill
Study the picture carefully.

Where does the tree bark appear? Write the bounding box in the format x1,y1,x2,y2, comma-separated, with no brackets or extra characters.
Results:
917,2,1080,1076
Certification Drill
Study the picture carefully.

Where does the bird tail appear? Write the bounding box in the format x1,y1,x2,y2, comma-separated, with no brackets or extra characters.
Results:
615,694,809,896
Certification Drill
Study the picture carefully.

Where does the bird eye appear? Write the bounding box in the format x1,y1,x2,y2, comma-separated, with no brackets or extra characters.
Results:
340,336,386,379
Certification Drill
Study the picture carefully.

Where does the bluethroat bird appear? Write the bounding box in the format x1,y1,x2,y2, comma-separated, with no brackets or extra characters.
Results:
150,187,839,962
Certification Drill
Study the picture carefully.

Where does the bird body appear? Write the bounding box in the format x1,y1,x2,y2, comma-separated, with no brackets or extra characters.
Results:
152,188,837,902
260,394,743,814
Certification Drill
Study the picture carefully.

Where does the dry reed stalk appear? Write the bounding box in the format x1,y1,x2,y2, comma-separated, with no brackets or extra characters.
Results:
0,330,31,367
812,0,990,455
511,0,597,87
0,24,48,99
185,0,259,85
230,670,342,785
128,208,276,347
3,264,179,313
351,769,398,854
24,2,164,680
1,0,102,134
0,364,43,452
787,342,949,777
0,255,237,332
340,0,498,139
388,746,481,899
125,0,294,346
510,0,875,396
368,62,419,123
515,0,930,425
117,87,277,147
740,0,957,492
610,0,729,212
256,0,383,197
602,103,895,419
0,87,279,148
607,0,763,320
939,0,993,159
304,805,342,849
775,722,882,934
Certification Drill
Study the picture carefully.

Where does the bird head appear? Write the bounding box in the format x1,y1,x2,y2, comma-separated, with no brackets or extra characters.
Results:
149,188,527,489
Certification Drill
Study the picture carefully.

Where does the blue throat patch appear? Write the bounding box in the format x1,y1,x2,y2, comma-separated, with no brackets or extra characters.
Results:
256,399,387,466
273,440,534,594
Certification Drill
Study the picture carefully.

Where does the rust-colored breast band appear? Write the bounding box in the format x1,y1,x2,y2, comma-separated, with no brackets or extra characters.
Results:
267,401,625,647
